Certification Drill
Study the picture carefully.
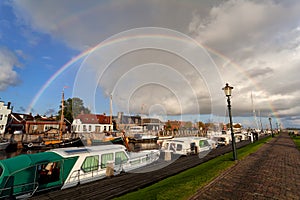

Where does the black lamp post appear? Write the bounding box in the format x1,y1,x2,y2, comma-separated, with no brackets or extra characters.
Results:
269,117,273,137
223,83,237,161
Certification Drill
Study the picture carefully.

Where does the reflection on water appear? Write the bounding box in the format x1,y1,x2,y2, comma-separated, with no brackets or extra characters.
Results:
0,142,160,160
131,143,159,152
0,149,45,160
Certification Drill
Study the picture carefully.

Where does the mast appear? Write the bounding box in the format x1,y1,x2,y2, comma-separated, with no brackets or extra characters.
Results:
110,94,113,131
59,89,65,140
258,109,263,131
251,91,259,130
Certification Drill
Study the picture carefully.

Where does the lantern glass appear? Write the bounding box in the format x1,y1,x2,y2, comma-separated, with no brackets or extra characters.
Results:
222,83,233,96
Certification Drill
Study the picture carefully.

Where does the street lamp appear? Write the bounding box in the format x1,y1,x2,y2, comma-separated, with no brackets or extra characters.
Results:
269,117,273,137
223,83,237,161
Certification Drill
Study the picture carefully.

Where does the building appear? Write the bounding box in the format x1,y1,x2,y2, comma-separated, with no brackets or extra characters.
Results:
25,120,65,134
113,112,142,131
6,113,64,134
142,118,164,131
164,120,182,131
0,101,12,134
0,100,63,134
6,113,34,134
72,113,113,133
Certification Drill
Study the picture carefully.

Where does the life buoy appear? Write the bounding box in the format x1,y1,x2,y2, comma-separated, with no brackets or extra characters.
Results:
28,143,33,148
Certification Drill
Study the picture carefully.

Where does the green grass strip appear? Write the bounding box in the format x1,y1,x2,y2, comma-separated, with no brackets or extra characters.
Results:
291,134,300,150
114,136,271,200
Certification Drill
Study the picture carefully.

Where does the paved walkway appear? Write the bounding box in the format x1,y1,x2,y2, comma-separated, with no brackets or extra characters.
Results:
190,132,300,200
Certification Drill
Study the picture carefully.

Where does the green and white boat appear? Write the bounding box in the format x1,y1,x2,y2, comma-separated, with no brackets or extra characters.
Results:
0,144,160,199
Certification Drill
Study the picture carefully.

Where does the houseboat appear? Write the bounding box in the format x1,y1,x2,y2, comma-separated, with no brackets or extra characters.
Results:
160,137,213,157
126,126,158,143
161,137,196,156
0,144,160,199
190,137,212,152
211,135,231,146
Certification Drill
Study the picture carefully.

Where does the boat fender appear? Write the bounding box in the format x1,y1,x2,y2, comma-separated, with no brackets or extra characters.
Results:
28,143,33,148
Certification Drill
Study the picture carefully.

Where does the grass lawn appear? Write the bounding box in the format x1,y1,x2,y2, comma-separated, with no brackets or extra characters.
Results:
114,136,271,200
291,134,300,150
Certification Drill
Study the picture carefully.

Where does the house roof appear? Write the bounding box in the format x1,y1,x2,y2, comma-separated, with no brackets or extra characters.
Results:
9,113,34,124
75,114,111,124
115,115,141,124
142,118,162,124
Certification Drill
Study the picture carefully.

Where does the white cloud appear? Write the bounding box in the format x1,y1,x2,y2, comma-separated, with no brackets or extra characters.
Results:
11,0,216,50
0,47,21,90
9,0,300,127
189,0,300,124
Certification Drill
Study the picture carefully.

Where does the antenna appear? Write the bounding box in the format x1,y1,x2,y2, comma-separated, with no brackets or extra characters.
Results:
258,109,263,131
59,88,65,140
251,91,259,130
110,94,113,131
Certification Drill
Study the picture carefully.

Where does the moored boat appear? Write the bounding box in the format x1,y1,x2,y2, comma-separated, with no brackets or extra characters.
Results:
0,144,160,199
126,126,158,143
90,136,125,146
127,134,158,143
22,90,83,150
22,136,84,150
161,137,196,156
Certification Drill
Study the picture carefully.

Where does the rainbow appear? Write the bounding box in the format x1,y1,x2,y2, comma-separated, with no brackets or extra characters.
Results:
26,53,87,113
26,28,280,127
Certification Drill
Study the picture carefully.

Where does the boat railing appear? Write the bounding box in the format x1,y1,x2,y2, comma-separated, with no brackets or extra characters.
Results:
67,169,81,185
129,151,158,164
65,152,159,185
0,182,39,199
66,166,106,185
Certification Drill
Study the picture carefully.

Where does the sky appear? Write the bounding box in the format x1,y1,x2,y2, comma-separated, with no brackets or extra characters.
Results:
0,0,299,128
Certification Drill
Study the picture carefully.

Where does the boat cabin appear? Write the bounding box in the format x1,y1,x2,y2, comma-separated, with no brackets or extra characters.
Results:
212,135,231,146
161,137,196,155
190,137,212,152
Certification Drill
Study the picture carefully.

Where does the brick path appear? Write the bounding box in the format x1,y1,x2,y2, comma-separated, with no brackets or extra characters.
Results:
190,132,300,200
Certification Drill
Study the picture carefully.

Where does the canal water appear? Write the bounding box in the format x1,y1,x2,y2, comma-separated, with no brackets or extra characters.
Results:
0,149,44,160
0,142,160,160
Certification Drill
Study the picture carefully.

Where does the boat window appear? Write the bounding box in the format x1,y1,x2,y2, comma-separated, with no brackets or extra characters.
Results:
170,143,176,151
81,155,99,173
199,140,209,148
176,144,183,151
204,140,209,146
190,142,195,151
130,159,141,165
101,153,113,169
115,151,128,165
199,140,204,147
38,161,61,184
